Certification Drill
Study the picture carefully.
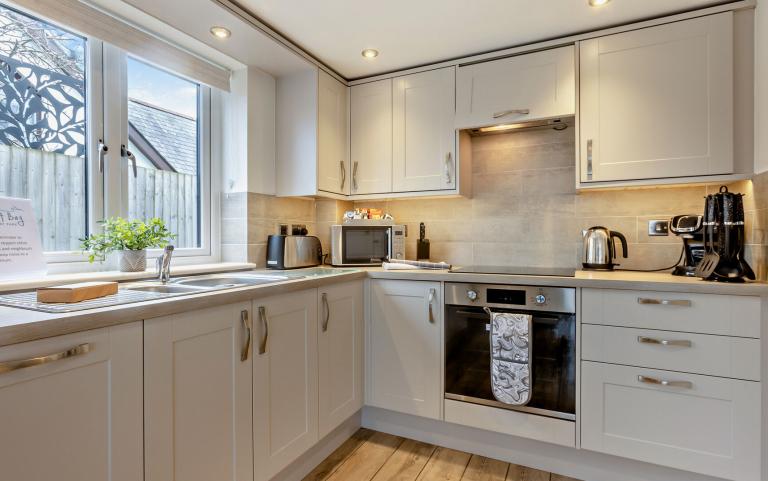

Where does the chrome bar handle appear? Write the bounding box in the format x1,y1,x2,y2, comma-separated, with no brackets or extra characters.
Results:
637,336,692,348
638,298,692,307
258,306,268,355
428,288,436,324
352,161,359,191
321,292,330,332
0,343,91,374
240,310,251,362
97,140,108,173
492,108,530,119
444,152,452,185
121,144,138,178
637,375,693,389
340,161,346,190
586,139,593,180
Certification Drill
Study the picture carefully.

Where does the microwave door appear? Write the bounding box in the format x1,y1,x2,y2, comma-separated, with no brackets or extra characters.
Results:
343,227,389,264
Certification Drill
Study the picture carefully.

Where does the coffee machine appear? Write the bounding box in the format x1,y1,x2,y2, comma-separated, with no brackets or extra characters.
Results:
670,215,705,277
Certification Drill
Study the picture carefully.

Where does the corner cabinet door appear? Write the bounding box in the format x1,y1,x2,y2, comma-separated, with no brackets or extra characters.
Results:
455,45,575,129
318,280,364,438
393,67,456,193
253,289,319,481
579,13,733,183
144,303,253,481
0,323,143,481
367,279,442,419
318,70,350,195
350,79,393,194
581,361,761,481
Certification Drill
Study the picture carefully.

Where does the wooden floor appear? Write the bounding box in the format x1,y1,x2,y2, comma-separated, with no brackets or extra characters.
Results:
303,429,580,481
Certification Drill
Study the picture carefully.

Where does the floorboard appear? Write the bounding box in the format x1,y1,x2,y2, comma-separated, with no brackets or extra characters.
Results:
304,429,582,481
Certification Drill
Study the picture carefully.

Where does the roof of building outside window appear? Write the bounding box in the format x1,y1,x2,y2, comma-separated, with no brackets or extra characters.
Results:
127,98,197,176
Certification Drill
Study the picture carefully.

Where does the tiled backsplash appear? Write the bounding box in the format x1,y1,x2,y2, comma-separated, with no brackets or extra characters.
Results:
223,126,768,278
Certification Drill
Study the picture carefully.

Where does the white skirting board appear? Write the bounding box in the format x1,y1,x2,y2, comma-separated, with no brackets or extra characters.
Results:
361,406,728,481
270,411,362,481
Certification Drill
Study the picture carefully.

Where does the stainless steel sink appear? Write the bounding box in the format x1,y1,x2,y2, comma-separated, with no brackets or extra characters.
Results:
124,284,205,294
173,274,291,288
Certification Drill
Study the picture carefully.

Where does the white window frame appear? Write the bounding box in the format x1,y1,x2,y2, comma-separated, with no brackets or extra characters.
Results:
42,41,219,270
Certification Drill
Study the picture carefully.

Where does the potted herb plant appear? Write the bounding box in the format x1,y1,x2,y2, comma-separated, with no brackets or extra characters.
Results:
81,217,175,272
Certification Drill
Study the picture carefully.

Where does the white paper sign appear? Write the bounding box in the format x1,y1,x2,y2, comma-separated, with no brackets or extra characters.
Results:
0,197,46,280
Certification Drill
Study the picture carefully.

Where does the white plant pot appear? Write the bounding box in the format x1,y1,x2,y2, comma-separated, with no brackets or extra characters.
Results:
118,249,147,272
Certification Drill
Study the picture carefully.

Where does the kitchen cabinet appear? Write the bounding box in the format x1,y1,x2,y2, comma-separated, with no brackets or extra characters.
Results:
581,362,760,481
0,323,143,481
253,289,319,481
144,303,253,481
277,68,349,197
579,13,734,184
367,279,442,419
455,46,575,129
393,67,456,192
350,78,393,194
318,70,350,195
318,280,364,438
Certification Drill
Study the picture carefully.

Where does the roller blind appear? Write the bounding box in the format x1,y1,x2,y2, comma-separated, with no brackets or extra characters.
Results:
6,0,230,91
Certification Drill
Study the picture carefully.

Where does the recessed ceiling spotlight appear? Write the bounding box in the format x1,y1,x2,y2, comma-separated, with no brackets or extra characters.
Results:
361,48,379,59
210,26,232,39
588,0,610,6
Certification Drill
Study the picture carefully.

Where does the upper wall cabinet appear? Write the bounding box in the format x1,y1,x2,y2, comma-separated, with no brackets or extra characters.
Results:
277,68,349,197
455,46,576,129
350,78,394,195
579,13,734,184
393,67,456,192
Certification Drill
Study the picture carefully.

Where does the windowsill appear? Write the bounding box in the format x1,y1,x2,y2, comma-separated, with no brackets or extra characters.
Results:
0,262,257,294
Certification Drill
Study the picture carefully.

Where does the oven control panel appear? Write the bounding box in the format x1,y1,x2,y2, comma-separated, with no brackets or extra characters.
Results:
445,283,576,314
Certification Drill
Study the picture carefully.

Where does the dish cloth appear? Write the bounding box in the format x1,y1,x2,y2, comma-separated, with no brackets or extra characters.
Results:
382,259,451,270
485,308,532,406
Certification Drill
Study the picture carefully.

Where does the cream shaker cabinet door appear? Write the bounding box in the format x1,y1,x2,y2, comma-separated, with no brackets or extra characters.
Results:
144,303,253,481
350,79,393,194
318,281,364,438
253,289,319,481
456,45,575,129
318,70,350,195
0,323,143,481
582,361,761,481
393,67,456,192
580,13,733,183
367,279,442,420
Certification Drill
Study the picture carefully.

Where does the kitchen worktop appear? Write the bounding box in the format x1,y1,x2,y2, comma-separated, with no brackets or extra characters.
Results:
0,266,766,348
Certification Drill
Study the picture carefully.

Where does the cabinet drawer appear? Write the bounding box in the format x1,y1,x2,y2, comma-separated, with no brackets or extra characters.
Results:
582,289,760,338
582,325,760,380
581,361,761,481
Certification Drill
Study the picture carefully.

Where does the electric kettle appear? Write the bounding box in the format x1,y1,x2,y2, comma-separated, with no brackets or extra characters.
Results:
582,226,628,270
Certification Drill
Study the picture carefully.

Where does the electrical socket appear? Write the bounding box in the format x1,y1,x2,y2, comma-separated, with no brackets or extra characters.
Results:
648,220,670,236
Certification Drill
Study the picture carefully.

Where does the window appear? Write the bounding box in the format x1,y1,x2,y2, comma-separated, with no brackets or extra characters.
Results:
127,58,202,249
0,4,212,261
0,5,88,252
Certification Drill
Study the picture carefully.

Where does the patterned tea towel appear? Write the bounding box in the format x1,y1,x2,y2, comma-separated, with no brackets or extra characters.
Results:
485,308,532,406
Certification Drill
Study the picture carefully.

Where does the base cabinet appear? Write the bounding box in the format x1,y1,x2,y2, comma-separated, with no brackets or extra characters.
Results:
367,279,442,419
581,361,761,481
144,303,253,481
0,323,143,481
318,281,364,438
253,289,319,481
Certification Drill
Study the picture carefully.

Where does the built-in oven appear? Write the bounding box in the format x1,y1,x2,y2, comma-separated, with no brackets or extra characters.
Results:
444,282,576,420
330,224,406,266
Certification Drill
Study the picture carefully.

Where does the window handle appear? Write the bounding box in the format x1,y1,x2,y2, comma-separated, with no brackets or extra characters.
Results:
121,144,137,178
98,140,108,173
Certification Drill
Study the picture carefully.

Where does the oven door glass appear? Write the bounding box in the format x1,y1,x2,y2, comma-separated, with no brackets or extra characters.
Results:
342,226,389,263
444,305,576,418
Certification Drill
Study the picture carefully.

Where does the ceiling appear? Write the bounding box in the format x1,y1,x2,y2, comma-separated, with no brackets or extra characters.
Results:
231,0,728,79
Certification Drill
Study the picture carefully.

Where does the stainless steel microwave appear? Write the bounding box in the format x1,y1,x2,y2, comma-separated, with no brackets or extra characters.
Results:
330,224,406,266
